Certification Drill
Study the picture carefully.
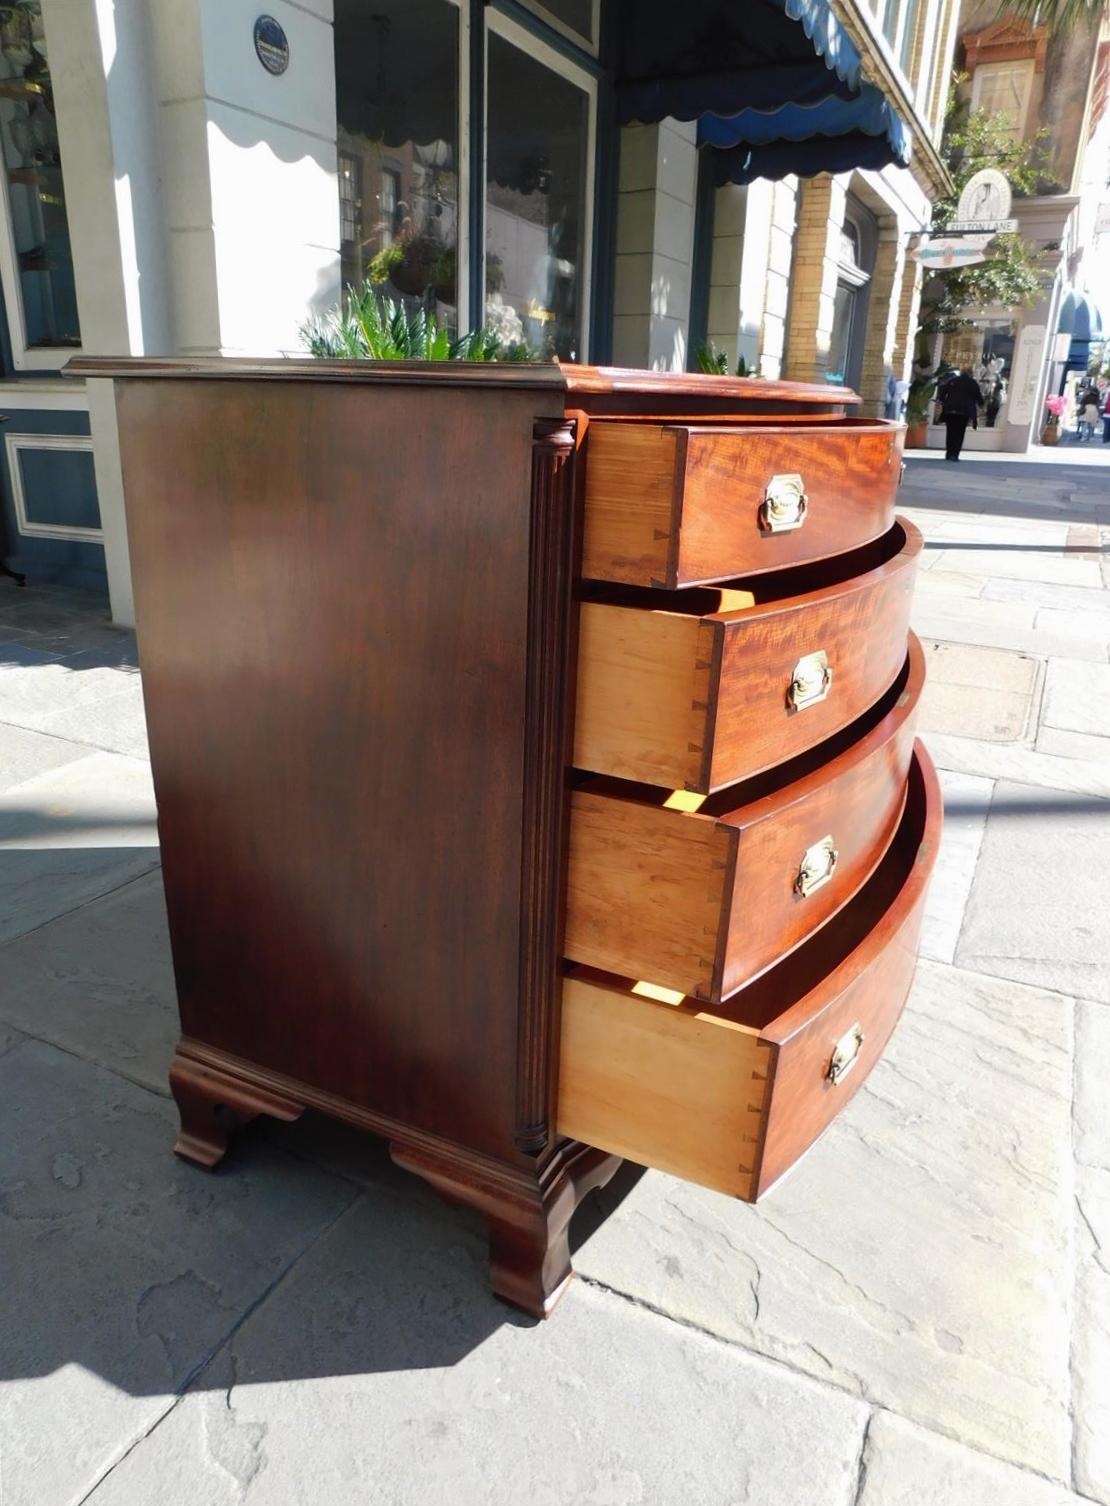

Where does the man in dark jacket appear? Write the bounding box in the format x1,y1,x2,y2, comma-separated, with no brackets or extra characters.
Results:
938,366,985,461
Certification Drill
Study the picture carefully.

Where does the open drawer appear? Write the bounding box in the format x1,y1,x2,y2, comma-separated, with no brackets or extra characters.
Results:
581,416,905,588
574,518,921,793
557,740,941,1200
566,635,923,1002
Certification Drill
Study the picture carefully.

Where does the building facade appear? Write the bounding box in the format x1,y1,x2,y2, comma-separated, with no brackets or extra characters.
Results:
0,0,957,624
917,6,1110,452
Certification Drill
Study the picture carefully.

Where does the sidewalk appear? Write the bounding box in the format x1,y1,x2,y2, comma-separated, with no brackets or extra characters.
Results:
1,454,1108,1506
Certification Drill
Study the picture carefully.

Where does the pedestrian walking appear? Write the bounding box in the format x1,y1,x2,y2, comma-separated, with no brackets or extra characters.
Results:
1102,388,1110,445
1081,390,1101,441
938,365,984,461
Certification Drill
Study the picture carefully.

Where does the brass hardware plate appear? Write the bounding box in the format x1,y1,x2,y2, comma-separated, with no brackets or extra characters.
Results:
760,473,808,533
827,1023,864,1086
787,650,832,711
794,835,838,898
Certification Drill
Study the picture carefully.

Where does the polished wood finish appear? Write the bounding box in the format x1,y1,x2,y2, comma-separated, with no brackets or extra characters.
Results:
558,743,941,1199
566,635,924,1000
575,519,921,792
80,354,936,1317
581,419,904,588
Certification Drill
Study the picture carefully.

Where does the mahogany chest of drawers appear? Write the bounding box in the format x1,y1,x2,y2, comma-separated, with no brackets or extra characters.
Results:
74,357,939,1318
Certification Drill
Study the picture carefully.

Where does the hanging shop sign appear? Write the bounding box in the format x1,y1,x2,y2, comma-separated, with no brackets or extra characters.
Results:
956,168,1012,225
253,15,289,75
912,235,992,268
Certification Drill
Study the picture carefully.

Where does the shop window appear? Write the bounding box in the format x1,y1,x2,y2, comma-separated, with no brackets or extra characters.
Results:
338,153,360,248
334,0,461,329
935,322,1015,429
521,1,598,50
971,61,1034,141
0,0,80,368
485,17,595,359
826,200,876,392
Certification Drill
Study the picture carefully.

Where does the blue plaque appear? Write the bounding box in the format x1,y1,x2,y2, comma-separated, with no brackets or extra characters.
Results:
253,15,289,75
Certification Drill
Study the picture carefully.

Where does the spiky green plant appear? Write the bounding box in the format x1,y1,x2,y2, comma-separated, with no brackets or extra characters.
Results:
695,342,730,375
300,285,542,362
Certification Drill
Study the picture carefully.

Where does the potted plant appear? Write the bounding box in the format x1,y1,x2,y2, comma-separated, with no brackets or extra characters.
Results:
905,370,937,448
1042,393,1065,446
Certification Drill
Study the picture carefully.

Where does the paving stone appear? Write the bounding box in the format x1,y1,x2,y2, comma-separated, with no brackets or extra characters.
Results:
984,577,1110,616
1074,1165,1110,1505
918,642,1039,742
0,720,93,793
1035,725,1110,762
0,1021,26,1058
0,1040,356,1506
1036,607,1110,651
83,1196,869,1506
0,872,177,1094
918,769,992,965
1043,659,1110,738
32,677,150,759
574,961,1075,1476
956,780,1110,1002
923,732,1110,800
858,1412,1086,1506
0,650,143,740
913,570,986,599
1075,1002,1110,1173
912,603,1107,662
0,752,160,943
927,549,1103,589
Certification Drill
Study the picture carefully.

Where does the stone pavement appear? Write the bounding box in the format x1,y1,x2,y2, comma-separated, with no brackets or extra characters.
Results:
0,451,1107,1505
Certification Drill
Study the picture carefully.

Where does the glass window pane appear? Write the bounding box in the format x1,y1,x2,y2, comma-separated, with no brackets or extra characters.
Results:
486,33,589,359
826,283,856,387
529,1,594,44
0,1,80,349
334,0,460,331
899,0,920,73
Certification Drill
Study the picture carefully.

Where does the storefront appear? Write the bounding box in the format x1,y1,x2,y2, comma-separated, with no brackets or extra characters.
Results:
10,0,952,620
0,2,103,592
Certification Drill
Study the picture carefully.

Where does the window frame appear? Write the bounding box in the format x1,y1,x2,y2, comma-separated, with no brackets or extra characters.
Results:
514,0,600,55
0,7,82,373
970,58,1036,139
482,7,598,359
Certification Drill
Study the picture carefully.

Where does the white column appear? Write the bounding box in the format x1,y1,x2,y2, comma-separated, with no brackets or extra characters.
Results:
147,0,340,357
612,120,698,371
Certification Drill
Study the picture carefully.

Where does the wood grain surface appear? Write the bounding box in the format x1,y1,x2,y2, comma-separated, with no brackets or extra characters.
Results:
574,519,922,791
557,742,940,1200
565,635,924,1000
116,376,565,1163
581,419,905,588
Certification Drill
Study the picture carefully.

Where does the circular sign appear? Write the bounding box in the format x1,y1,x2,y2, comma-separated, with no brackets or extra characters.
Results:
957,168,1012,226
253,15,289,75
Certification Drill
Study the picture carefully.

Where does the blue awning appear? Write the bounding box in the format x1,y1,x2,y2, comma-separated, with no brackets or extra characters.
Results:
1057,290,1104,372
616,0,912,184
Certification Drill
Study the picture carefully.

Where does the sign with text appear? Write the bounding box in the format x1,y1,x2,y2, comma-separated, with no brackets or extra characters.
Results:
956,169,1012,225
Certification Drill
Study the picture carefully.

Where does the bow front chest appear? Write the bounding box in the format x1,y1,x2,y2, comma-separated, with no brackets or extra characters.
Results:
74,358,939,1317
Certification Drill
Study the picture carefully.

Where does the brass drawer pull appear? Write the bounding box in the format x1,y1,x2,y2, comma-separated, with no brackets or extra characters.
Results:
787,650,832,711
760,473,808,533
794,835,838,898
827,1023,864,1086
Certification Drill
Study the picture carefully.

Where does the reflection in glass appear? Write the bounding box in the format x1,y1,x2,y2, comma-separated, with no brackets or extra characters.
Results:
334,0,459,331
531,0,595,44
826,282,856,387
0,1,79,349
485,33,589,359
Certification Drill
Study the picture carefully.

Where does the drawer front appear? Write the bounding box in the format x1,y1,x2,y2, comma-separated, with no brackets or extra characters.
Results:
581,420,904,589
566,637,923,1000
557,743,941,1201
574,519,921,793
